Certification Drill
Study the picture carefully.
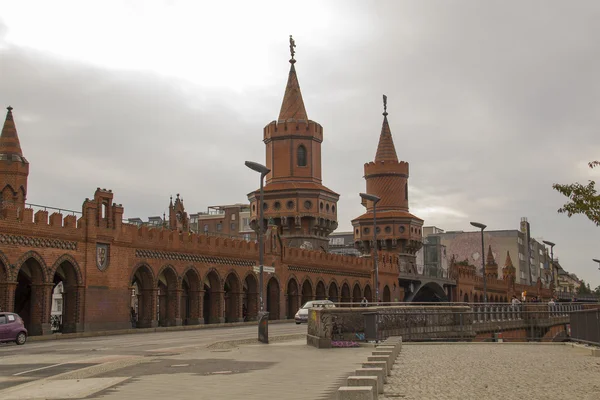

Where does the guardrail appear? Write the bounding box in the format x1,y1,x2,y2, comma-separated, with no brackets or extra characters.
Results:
570,308,600,346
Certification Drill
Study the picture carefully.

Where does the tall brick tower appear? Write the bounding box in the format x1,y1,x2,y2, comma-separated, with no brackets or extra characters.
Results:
248,37,339,251
0,106,29,214
352,96,423,270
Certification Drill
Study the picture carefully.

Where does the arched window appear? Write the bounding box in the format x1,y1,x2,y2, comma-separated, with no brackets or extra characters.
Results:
405,183,408,200
297,145,307,167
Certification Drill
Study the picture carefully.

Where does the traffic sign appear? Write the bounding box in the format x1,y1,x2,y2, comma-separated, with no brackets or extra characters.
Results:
253,265,275,274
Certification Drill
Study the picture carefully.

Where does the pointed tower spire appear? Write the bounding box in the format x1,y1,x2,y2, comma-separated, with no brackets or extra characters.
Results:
0,106,24,158
486,244,497,266
278,35,308,121
505,251,514,268
374,95,398,163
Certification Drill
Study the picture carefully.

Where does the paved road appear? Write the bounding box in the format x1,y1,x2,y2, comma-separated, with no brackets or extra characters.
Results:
0,323,372,400
382,343,600,400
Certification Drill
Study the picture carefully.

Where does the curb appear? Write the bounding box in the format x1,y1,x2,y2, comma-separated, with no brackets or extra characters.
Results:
206,333,306,349
28,319,295,342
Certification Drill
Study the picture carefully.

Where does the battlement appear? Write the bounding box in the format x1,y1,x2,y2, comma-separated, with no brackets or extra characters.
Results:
263,119,323,142
364,160,409,177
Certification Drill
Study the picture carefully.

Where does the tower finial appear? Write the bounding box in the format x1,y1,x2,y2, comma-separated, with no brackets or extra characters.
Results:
7,106,13,112
289,35,296,64
383,95,388,117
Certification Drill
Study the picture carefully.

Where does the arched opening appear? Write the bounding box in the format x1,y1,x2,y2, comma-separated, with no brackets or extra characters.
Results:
352,283,362,304
224,272,242,323
130,264,155,329
0,259,8,313
341,283,351,305
315,281,326,300
364,285,373,302
412,282,448,302
383,285,391,303
297,145,307,167
328,281,339,303
51,260,81,333
266,277,280,320
286,279,300,318
301,280,313,306
203,270,222,324
463,293,469,303
14,257,47,335
182,269,201,325
243,274,258,321
157,266,179,327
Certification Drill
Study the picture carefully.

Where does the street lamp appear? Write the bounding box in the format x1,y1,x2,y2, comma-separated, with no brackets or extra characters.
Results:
593,259,600,271
470,221,488,303
245,161,270,314
543,240,556,290
360,192,381,303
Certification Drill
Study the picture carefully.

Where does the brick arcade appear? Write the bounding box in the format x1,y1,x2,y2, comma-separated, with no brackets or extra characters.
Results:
0,41,553,337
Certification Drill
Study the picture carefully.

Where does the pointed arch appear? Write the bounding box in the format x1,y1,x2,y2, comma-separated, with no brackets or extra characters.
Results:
203,268,222,289
181,266,201,290
301,277,313,305
340,281,351,305
224,270,243,322
352,281,362,303
327,279,339,303
243,271,259,321
266,275,281,320
286,276,300,319
15,250,49,283
50,254,83,286
130,262,156,288
181,266,202,325
315,279,327,300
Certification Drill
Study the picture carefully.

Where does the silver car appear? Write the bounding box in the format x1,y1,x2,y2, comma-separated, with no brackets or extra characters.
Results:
294,300,336,324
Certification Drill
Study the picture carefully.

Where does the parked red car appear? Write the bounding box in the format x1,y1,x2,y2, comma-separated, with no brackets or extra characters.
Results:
0,312,28,345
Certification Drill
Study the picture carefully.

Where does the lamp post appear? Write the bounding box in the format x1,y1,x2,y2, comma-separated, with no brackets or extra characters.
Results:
245,161,270,314
593,259,600,271
360,193,381,303
470,222,488,303
543,240,556,291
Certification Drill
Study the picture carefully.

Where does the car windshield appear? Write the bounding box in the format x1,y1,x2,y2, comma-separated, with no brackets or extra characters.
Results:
302,301,333,309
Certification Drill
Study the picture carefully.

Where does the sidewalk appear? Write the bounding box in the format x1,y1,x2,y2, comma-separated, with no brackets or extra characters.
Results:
1,339,372,400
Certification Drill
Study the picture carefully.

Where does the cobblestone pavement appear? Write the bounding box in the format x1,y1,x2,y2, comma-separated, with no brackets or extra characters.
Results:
0,324,371,400
383,344,600,400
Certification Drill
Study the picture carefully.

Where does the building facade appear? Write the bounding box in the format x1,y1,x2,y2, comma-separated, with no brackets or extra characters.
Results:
429,219,552,287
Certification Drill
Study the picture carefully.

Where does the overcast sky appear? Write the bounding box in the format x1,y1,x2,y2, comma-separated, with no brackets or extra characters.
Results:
1,0,599,288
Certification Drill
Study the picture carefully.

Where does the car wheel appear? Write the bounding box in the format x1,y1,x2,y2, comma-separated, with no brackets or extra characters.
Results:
295,322,300,324
16,332,27,345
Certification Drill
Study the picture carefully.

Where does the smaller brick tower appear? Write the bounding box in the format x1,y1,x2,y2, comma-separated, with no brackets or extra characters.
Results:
485,245,499,280
502,251,516,284
168,193,189,233
0,106,29,215
248,37,339,251
352,96,423,270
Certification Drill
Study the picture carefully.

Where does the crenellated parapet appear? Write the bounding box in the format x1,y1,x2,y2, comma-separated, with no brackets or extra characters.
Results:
263,119,323,144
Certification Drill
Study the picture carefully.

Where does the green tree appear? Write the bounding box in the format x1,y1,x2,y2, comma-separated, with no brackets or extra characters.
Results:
577,280,591,295
553,161,600,226
594,285,600,296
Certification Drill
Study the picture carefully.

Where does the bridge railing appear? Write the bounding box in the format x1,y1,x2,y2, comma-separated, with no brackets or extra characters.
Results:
570,308,600,346
310,302,599,344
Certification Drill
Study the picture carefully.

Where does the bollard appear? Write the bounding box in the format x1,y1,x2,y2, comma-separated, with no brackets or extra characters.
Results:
372,351,395,368
337,386,374,400
375,345,398,358
347,376,379,397
362,361,388,379
354,368,384,390
368,355,393,371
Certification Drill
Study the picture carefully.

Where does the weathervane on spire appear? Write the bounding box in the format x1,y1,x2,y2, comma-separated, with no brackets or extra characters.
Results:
383,94,388,116
289,35,296,61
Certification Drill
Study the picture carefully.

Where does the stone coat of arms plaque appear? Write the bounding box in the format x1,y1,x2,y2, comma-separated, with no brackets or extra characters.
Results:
96,243,110,271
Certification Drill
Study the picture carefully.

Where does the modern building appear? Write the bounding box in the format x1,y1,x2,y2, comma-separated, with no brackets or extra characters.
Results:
427,218,552,286
190,204,254,241
328,231,361,257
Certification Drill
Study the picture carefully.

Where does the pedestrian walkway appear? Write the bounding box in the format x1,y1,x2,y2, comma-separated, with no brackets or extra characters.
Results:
381,343,600,400
0,339,372,400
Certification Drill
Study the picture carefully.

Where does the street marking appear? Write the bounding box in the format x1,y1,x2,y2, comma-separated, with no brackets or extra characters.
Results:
13,362,68,376
171,364,189,367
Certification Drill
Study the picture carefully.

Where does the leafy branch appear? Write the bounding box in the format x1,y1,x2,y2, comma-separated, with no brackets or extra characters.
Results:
552,161,600,226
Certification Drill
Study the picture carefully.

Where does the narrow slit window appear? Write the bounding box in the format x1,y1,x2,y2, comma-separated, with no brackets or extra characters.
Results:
297,145,307,167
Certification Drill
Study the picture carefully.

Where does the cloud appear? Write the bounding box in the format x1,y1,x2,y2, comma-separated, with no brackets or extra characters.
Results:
1,0,599,287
